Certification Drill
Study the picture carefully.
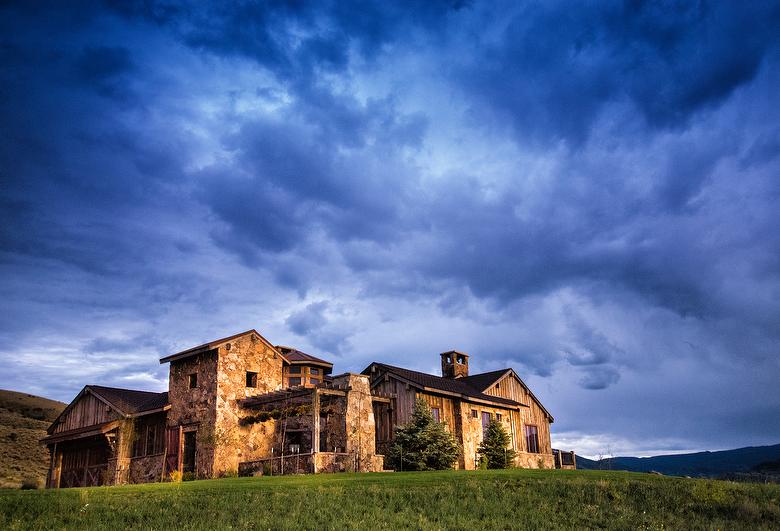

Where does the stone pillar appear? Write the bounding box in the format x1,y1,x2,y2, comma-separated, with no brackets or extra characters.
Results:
312,390,320,473
333,374,378,472
106,421,134,485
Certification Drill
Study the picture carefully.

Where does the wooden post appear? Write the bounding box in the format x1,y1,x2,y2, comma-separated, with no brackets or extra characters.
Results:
312,390,320,473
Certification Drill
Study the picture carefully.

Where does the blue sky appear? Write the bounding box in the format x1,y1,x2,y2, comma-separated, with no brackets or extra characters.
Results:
1,1,779,457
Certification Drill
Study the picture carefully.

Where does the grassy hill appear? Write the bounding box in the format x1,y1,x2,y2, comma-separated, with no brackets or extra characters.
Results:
0,389,66,489
577,444,780,478
1,469,779,530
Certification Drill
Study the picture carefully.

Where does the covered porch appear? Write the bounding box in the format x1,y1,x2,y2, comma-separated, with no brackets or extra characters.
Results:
237,373,388,474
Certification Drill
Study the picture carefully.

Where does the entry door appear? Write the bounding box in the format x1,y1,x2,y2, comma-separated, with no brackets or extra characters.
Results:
182,431,197,474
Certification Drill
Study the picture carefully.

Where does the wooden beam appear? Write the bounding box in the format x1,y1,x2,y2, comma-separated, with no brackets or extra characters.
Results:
370,396,392,404
317,388,347,397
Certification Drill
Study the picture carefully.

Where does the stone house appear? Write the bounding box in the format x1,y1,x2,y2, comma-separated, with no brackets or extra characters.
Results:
42,329,556,487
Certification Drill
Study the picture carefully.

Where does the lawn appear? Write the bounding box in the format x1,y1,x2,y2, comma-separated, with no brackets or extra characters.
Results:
1,469,779,530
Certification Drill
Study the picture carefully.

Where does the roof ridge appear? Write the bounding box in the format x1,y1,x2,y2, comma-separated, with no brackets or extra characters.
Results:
88,384,165,395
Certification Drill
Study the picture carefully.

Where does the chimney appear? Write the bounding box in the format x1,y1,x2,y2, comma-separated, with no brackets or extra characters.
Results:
440,350,469,378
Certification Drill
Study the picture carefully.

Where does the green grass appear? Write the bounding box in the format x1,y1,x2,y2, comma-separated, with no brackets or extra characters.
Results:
1,469,779,530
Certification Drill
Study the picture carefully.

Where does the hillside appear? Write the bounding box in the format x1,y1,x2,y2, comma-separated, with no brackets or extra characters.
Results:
1,469,779,530
0,390,66,488
577,443,780,477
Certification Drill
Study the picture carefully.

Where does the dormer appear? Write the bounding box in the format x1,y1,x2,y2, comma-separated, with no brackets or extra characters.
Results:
440,350,469,378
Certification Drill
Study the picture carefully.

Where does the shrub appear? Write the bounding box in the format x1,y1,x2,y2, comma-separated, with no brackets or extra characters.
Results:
20,478,40,490
169,470,182,483
182,472,196,482
387,398,459,471
478,420,516,469
219,469,238,479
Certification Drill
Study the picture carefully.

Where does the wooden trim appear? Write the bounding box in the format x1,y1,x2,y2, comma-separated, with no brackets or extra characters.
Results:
128,405,171,418
41,420,121,444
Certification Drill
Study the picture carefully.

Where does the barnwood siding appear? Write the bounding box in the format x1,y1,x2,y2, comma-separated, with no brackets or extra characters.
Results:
54,393,119,433
484,374,554,466
372,375,416,428
419,392,456,432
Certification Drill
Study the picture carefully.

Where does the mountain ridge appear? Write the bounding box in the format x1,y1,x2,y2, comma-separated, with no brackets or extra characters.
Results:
577,443,780,477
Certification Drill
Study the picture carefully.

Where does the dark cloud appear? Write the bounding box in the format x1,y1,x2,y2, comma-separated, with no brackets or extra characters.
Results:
457,1,780,144
1,0,779,455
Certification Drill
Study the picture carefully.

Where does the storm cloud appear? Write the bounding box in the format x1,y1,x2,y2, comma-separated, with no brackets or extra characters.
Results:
1,0,779,457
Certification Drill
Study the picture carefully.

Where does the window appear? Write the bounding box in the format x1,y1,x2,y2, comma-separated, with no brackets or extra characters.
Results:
310,367,320,375
188,373,197,389
471,409,478,419
288,366,301,374
481,411,492,436
309,377,320,385
524,425,540,453
496,413,502,421
246,371,258,388
288,377,301,386
132,423,165,457
456,355,466,364
431,407,440,423
495,382,500,389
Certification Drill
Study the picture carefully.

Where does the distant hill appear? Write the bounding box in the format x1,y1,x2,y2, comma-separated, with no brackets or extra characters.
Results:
577,444,780,478
0,390,66,488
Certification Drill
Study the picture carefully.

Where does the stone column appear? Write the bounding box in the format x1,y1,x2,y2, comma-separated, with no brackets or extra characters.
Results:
334,374,377,472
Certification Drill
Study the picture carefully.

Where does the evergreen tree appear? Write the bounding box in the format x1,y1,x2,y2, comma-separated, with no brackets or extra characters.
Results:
388,398,459,471
478,420,516,469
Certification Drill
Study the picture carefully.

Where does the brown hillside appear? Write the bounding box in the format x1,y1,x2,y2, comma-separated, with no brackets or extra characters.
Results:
0,390,66,489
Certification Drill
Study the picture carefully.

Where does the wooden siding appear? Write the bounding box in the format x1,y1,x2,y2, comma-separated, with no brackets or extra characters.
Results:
484,374,552,455
54,392,119,433
418,392,456,433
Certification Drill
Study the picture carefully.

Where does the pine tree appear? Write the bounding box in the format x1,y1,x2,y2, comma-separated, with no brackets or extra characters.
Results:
478,419,516,469
388,398,459,471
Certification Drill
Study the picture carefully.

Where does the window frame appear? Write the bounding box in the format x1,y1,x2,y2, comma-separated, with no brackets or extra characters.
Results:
524,425,540,453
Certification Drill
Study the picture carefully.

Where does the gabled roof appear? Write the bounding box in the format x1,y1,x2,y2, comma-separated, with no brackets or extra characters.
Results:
160,329,288,364
275,346,333,372
47,385,169,435
491,369,555,422
459,369,511,391
88,386,169,415
362,363,527,408
462,368,554,422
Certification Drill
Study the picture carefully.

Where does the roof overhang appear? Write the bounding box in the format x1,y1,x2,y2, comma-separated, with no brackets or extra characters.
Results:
41,420,121,445
160,329,289,365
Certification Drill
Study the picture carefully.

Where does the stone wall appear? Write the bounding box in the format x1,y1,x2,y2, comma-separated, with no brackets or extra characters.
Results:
168,349,218,478
514,451,554,469
456,402,519,470
128,454,164,483
213,333,284,475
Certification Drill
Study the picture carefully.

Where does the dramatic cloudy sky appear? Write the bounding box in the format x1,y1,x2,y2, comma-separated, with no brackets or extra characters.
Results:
2,1,779,457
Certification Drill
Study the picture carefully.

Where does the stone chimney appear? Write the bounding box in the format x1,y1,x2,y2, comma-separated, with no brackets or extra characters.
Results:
440,350,469,378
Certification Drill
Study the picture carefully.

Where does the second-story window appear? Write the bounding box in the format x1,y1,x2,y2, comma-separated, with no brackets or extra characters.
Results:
431,407,440,423
188,373,197,389
246,371,258,388
289,366,301,374
310,367,320,375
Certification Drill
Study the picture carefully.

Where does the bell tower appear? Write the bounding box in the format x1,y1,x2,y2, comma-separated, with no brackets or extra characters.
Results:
440,350,469,378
